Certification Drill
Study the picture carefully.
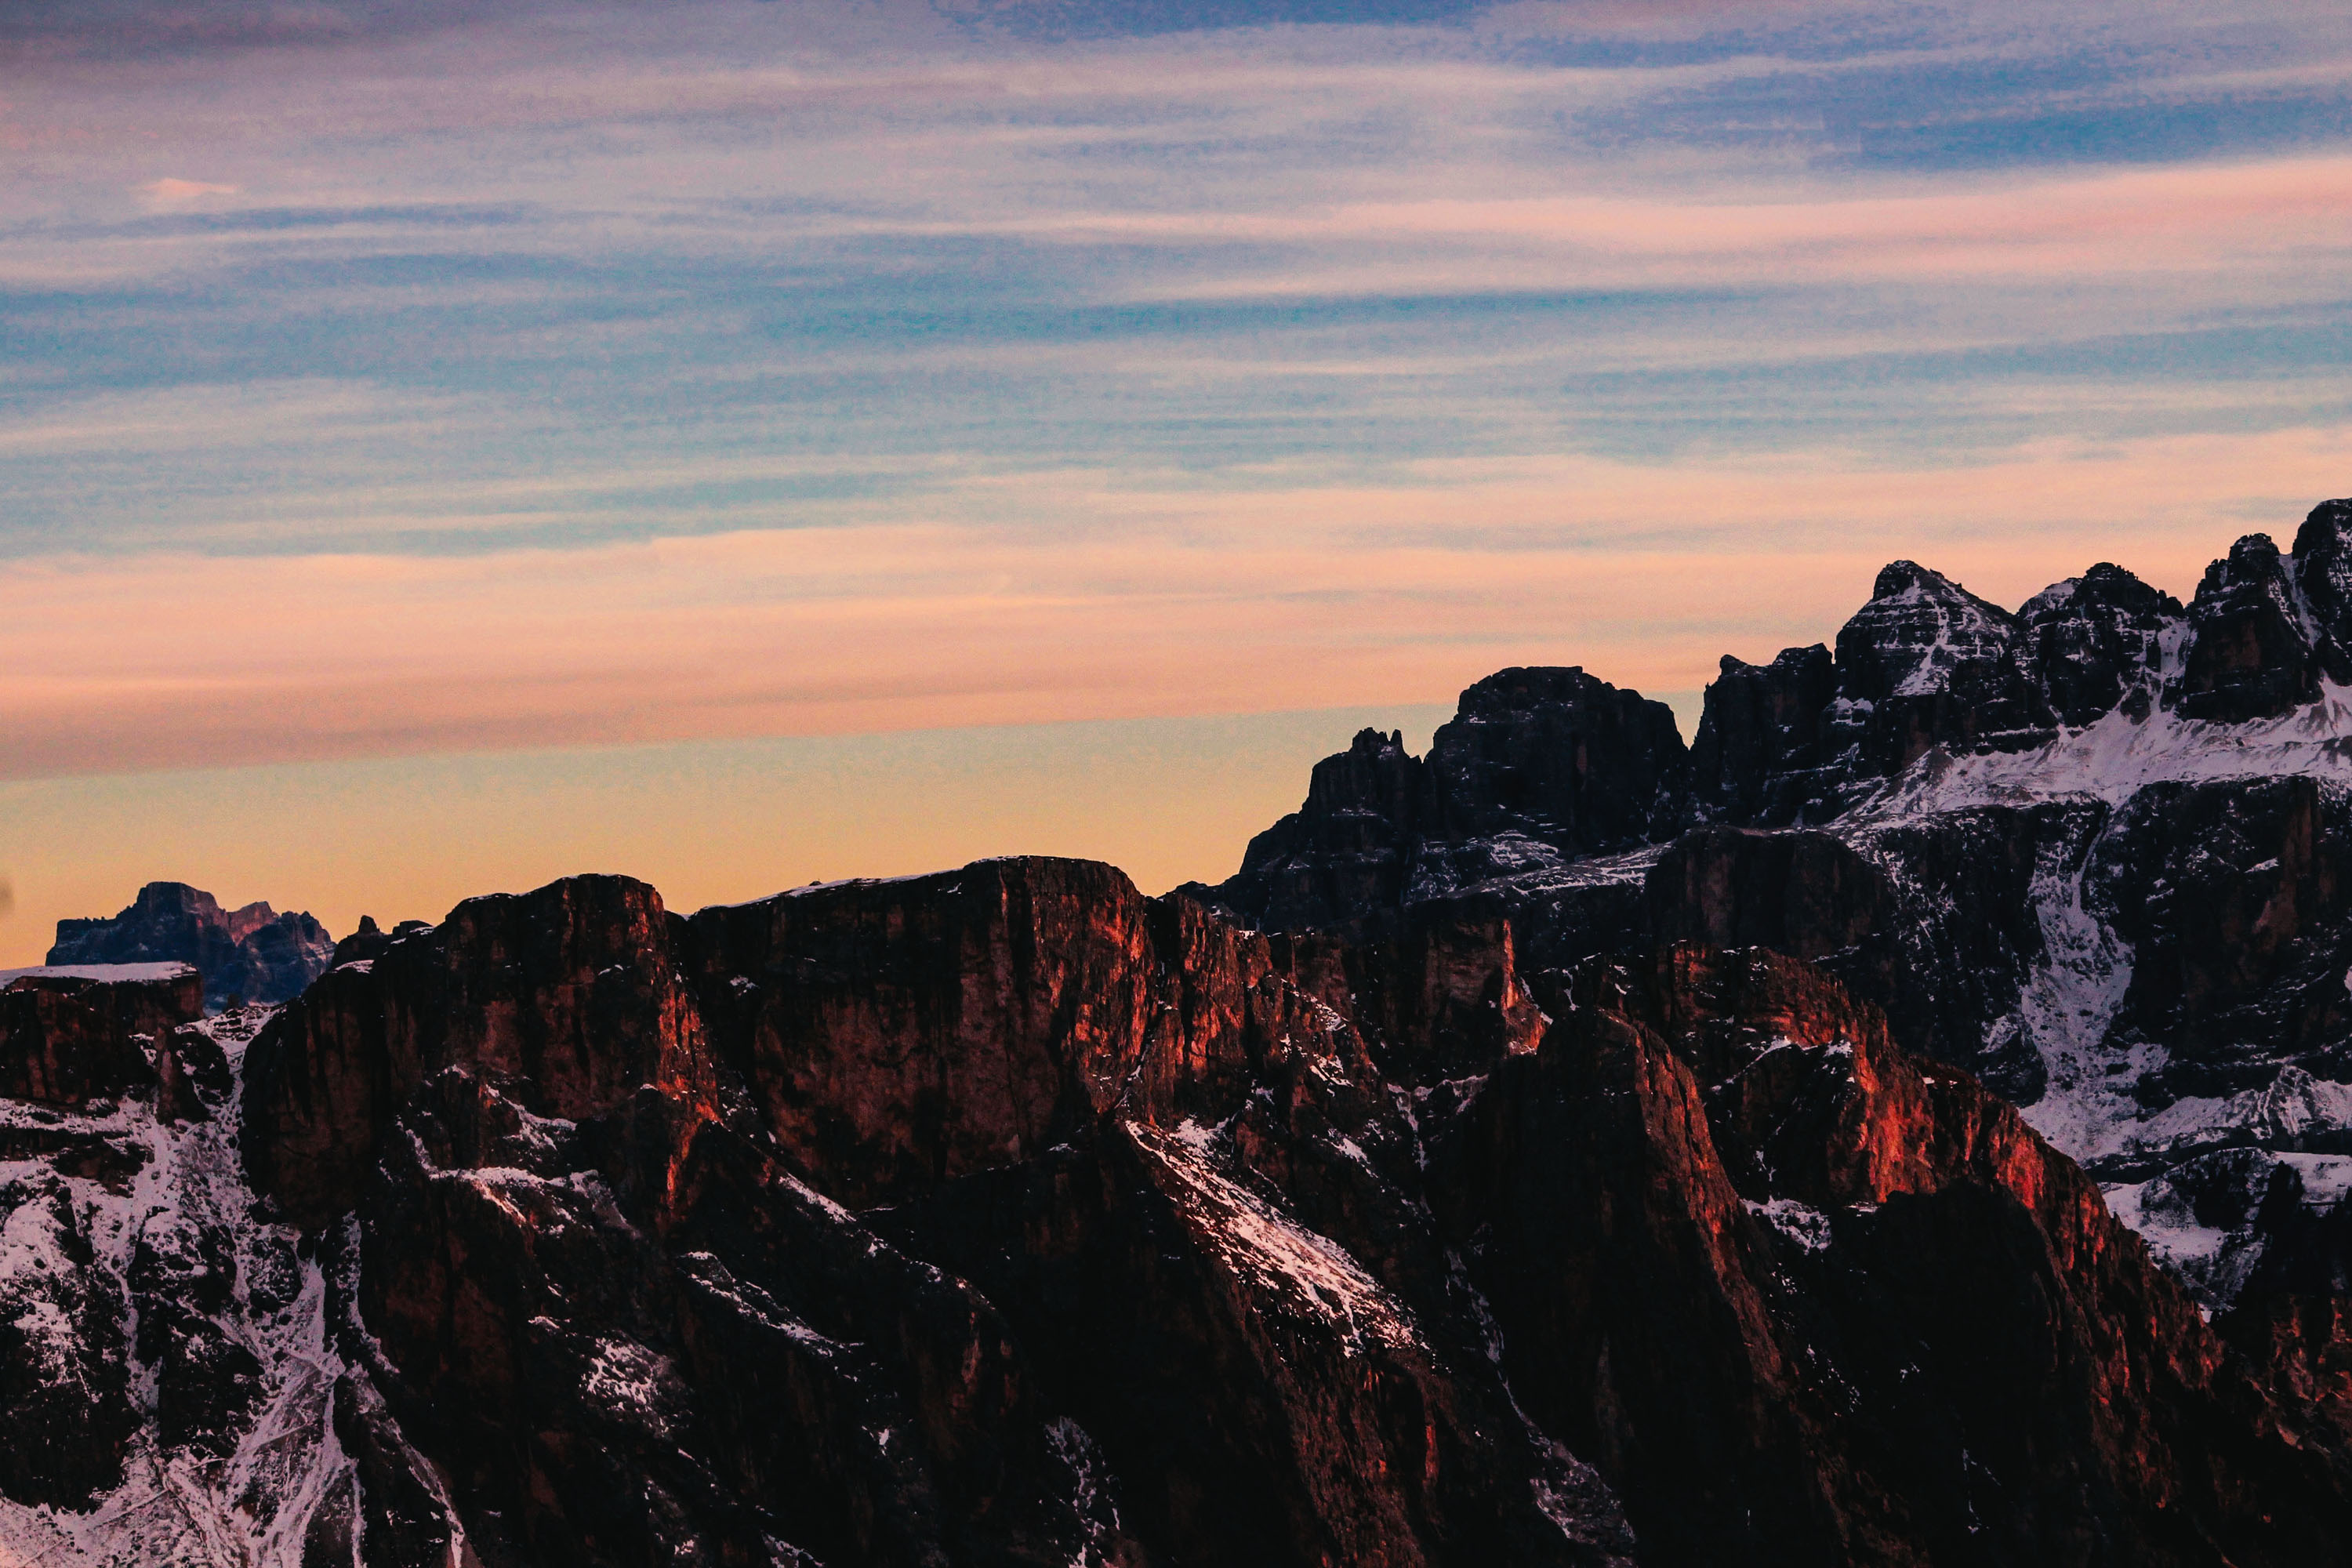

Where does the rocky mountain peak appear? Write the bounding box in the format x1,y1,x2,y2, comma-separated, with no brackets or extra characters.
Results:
2292,499,2352,601
1866,557,1982,604
2019,558,2174,616
1425,666,1689,849
2165,507,2352,722
1303,724,1424,824
2180,529,2321,721
1841,560,2020,697
242,872,715,1228
49,880,333,1011
1690,643,1838,822
2016,561,2180,725
1687,557,2076,824
2232,529,2286,564
2292,497,2352,680
1199,669,1689,938
2294,497,2352,554
1826,557,2048,776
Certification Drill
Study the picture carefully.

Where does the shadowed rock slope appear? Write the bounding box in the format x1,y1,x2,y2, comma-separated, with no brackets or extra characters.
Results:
5,861,2350,1563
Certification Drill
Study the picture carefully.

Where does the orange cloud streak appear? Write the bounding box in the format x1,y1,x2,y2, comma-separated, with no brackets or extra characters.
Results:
5,423,2344,781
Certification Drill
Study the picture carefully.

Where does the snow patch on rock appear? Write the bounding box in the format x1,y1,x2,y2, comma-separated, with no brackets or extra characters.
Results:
1745,1197,1835,1254
1131,1123,1415,1354
0,1010,466,1565
1860,684,2352,819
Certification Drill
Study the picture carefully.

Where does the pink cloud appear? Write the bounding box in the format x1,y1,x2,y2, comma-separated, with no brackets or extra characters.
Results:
137,175,238,205
4,422,2343,782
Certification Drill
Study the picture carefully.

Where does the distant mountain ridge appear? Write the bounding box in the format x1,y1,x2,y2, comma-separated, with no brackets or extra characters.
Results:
48,880,334,1011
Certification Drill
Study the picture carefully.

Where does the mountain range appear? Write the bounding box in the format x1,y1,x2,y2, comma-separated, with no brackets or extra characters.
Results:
8,503,2352,1564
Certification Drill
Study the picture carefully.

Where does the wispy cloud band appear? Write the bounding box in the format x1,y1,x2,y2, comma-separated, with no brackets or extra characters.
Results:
2,0,2348,779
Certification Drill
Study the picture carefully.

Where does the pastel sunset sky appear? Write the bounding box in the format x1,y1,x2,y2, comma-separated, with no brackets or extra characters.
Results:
3,0,2349,958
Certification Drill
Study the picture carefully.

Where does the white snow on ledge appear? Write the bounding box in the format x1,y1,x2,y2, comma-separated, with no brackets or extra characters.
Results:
1856,683,2352,819
1131,1121,1416,1355
2092,1068,2352,1168
0,962,197,985
2101,1178,2243,1295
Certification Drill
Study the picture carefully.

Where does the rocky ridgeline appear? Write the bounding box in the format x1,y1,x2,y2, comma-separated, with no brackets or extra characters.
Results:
9,866,2352,1563
1197,498,2352,1315
48,881,335,1011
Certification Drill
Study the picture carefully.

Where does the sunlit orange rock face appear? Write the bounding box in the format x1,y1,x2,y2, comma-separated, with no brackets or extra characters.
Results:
1471,946,2338,1565
186,858,2352,1564
686,859,1174,1207
245,874,720,1228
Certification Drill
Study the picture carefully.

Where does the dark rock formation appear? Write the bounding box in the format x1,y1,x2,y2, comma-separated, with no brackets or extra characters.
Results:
2091,776,2352,1112
0,987,268,1519
2156,503,2352,724
0,965,199,1106
0,1169,145,1511
49,880,334,1009
1824,560,2053,777
244,874,713,1231
1452,946,2352,1566
2016,562,2179,726
2296,499,2352,681
1686,561,2063,828
1421,667,1690,851
1201,669,1689,936
2220,1293,2352,1444
0,973,461,1557
1689,643,1836,824
1220,727,1428,938
2178,534,2318,722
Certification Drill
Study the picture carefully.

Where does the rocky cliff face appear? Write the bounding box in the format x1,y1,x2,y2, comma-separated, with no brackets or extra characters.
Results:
1453,946,2352,1566
230,862,1632,1566
9,865,2352,1564
49,881,336,1010
1217,669,1690,938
